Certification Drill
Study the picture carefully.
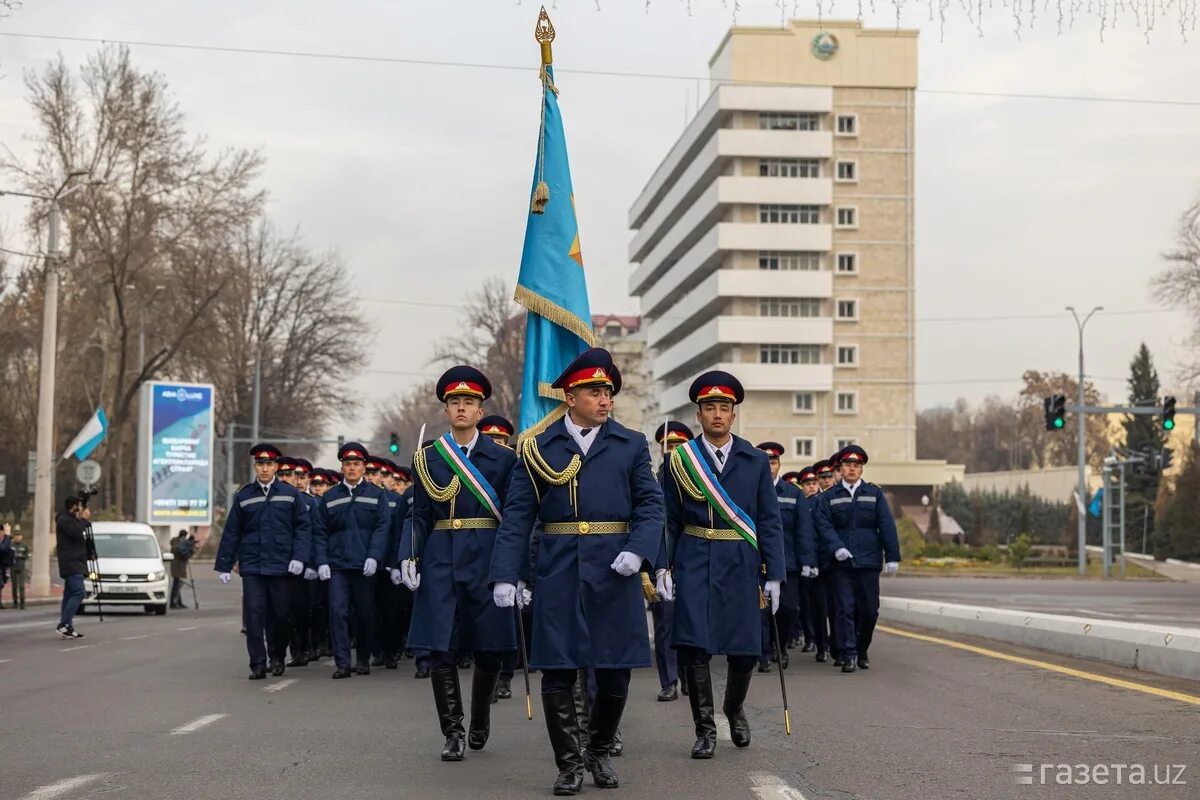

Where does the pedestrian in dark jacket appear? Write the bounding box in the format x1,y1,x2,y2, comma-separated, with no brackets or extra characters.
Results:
169,530,195,609
55,497,91,638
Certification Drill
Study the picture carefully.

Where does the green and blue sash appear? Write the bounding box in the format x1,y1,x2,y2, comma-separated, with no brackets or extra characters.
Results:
674,439,757,550
432,433,503,522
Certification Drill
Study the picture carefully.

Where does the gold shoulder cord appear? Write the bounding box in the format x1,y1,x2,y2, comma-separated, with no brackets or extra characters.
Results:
414,447,461,503
669,448,705,501
521,437,584,516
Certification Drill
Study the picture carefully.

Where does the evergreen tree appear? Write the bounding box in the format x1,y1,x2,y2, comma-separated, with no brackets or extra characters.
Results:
1157,442,1200,561
1121,344,1167,554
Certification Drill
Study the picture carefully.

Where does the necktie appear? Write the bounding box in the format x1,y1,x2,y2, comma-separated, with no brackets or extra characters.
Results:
581,428,592,437
461,446,468,457
715,449,725,464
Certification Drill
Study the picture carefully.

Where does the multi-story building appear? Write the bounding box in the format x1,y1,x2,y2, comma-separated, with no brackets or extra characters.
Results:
592,314,650,434
628,19,960,495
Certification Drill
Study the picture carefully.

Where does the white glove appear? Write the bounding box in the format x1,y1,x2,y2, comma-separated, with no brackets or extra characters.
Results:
763,580,782,614
809,566,819,578
304,568,318,581
655,569,674,602
493,582,516,608
389,568,403,586
885,561,900,575
317,565,331,581
400,559,421,591
287,560,304,576
800,566,812,578
516,580,530,609
610,550,643,577
218,572,231,585
363,558,378,577
834,548,852,562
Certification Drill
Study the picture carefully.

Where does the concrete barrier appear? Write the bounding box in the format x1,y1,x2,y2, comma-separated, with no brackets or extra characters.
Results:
880,596,1200,682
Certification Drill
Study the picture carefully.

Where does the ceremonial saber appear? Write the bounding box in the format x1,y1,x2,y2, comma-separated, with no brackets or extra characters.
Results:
411,422,427,565
515,602,534,720
769,610,792,735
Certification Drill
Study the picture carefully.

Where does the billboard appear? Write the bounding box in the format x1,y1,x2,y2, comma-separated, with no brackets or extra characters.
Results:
136,382,215,526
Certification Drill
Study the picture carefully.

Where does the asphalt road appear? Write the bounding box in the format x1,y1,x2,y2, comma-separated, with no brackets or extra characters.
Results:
2,570,1197,800
883,576,1200,630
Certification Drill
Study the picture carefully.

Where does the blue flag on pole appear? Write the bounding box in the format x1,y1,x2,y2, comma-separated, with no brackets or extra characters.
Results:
62,407,108,461
514,27,594,438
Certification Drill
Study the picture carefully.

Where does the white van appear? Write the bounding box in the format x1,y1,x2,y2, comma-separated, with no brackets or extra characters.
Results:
80,521,171,615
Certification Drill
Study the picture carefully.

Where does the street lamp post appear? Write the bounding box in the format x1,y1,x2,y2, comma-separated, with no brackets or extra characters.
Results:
1067,305,1103,577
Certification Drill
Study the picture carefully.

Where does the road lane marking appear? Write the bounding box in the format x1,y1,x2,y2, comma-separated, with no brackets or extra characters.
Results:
877,625,1200,706
264,678,298,693
177,626,198,631
60,645,94,652
749,772,808,800
170,713,228,735
0,659,12,664
19,774,107,799
119,634,149,641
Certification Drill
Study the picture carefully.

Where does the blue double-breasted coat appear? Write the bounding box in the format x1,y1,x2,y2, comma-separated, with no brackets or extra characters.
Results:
311,480,391,571
489,417,664,670
215,480,311,576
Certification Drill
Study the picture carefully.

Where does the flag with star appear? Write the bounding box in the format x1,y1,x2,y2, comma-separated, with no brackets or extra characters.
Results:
514,9,594,438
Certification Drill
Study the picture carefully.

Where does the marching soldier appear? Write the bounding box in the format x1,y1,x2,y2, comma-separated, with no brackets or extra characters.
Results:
312,442,391,679
396,367,518,761
660,372,785,759
648,421,694,702
795,466,824,654
374,457,406,670
286,458,318,667
813,445,900,673
393,465,413,495
215,443,311,679
8,528,29,609
490,348,664,795
753,442,815,673
307,468,333,660
478,415,515,449
812,458,839,663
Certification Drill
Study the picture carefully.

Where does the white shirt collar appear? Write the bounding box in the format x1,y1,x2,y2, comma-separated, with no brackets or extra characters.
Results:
701,436,733,471
842,478,863,496
343,478,365,491
563,412,600,456
257,478,275,494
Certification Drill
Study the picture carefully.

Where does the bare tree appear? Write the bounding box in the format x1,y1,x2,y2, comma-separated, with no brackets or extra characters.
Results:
1017,371,1109,468
1156,197,1200,385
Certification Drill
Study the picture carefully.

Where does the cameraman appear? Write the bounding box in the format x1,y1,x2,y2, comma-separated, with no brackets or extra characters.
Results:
55,496,90,639
170,529,195,609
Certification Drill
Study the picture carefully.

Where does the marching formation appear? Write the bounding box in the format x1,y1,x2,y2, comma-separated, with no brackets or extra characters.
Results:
215,348,901,796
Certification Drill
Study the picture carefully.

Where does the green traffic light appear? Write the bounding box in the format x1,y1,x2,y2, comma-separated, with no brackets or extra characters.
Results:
1054,418,1064,429
1163,419,1175,431
389,444,399,453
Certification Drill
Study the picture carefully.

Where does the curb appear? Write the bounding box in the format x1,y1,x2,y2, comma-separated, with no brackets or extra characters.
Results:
880,596,1200,682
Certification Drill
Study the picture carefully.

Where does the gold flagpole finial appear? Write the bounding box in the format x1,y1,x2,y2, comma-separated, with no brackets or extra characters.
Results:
535,6,556,66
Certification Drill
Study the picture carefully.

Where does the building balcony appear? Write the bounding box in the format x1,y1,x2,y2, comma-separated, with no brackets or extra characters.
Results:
646,269,833,348
659,362,835,413
654,315,833,380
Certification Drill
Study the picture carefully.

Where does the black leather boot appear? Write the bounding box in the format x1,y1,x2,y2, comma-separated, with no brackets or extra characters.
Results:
723,669,753,748
543,689,585,796
572,670,591,753
584,691,625,789
686,664,717,759
468,668,500,750
432,664,466,761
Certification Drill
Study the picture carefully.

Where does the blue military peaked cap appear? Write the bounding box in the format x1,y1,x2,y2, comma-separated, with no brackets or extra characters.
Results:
478,415,515,439
689,370,744,405
437,366,492,402
840,444,869,465
654,421,694,446
249,442,281,462
551,347,622,395
338,441,369,462
275,455,296,473
813,459,833,477
756,441,785,458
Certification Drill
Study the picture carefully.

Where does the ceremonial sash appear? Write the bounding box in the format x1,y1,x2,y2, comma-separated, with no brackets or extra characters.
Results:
433,433,503,522
673,439,757,551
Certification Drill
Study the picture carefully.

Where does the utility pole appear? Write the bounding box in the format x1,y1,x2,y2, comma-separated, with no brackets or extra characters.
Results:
1067,305,1102,577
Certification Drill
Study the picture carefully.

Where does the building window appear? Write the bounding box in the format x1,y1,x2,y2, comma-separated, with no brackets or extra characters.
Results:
836,437,858,450
759,112,820,131
759,205,821,224
835,207,858,229
836,345,859,366
836,392,858,414
758,158,820,178
758,251,821,271
793,437,816,458
759,297,823,318
835,114,858,136
793,392,815,413
759,344,822,365
836,299,859,320
605,323,622,338
836,253,858,274
835,160,857,182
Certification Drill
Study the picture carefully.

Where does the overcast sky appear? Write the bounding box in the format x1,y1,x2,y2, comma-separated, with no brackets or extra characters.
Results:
2,0,1198,439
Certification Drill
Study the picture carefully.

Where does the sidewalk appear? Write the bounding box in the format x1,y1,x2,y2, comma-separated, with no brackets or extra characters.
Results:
1124,553,1200,582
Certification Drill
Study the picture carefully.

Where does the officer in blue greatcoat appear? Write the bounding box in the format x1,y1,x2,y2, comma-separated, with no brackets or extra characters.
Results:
794,466,825,656
490,348,664,796
312,441,391,679
372,458,407,670
306,467,333,660
215,443,310,680
659,372,785,759
811,458,840,664
395,366,518,762
812,445,901,673
284,457,320,667
753,442,815,674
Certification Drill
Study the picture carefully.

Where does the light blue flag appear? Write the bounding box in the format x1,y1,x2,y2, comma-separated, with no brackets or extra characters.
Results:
1087,487,1103,518
62,407,108,461
515,59,594,437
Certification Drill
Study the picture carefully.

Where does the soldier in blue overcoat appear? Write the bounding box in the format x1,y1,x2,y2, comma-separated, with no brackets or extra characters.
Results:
215,443,311,680
312,442,391,678
795,466,827,657
489,348,664,796
284,457,320,667
394,367,518,762
371,458,407,671
813,445,901,673
658,372,785,759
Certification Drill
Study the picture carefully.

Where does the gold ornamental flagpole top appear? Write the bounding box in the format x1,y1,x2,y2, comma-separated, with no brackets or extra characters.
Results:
535,6,556,66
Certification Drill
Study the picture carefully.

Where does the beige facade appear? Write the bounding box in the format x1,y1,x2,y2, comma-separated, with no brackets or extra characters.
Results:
629,20,955,489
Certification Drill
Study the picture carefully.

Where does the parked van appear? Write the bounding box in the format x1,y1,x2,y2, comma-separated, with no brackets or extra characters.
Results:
81,521,171,615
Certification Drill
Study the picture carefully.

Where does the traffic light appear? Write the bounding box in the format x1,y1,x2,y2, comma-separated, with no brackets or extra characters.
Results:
389,432,400,454
1160,448,1175,472
1043,394,1067,431
337,435,345,450
1162,396,1176,431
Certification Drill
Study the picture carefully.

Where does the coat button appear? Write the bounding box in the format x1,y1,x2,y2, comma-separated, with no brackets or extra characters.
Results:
705,529,715,539
452,519,463,530
578,522,591,534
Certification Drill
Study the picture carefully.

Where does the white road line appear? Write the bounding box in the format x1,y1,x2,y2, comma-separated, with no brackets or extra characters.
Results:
0,659,12,664
170,713,228,735
715,716,731,741
177,626,198,631
60,644,93,652
749,772,808,800
19,773,107,800
264,678,298,693
119,634,149,641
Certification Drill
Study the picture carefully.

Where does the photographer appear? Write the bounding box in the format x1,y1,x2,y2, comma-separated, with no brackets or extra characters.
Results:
170,529,195,609
55,496,91,639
